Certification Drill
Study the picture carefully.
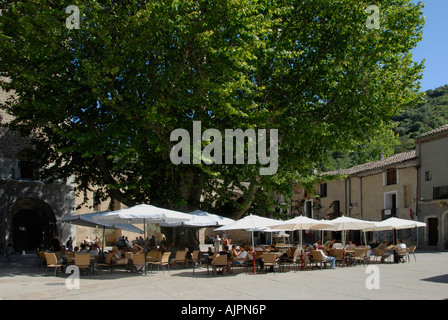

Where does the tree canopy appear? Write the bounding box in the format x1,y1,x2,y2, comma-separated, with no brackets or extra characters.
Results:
0,0,425,219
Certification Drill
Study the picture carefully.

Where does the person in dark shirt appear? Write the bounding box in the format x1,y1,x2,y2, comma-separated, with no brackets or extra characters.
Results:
51,235,62,252
149,235,158,251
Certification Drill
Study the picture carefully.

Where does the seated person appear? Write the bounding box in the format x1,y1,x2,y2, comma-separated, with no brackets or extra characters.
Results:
394,239,407,262
232,247,248,265
79,243,89,254
377,240,389,251
230,245,239,258
111,246,128,265
345,241,356,250
313,241,323,249
332,241,343,249
89,244,100,258
132,243,144,255
377,240,391,262
213,246,233,274
312,244,336,269
324,243,333,256
294,243,309,268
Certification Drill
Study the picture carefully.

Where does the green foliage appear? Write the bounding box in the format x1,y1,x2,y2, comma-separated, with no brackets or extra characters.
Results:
321,84,448,172
0,0,425,219
393,85,448,153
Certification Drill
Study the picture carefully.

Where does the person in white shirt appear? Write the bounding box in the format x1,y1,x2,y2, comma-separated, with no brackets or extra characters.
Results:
394,239,407,262
332,241,343,249
89,244,99,258
313,244,336,269
294,243,309,268
84,236,92,245
345,241,356,250
232,247,248,265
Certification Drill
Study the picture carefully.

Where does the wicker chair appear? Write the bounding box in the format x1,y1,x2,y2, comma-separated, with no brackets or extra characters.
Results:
352,248,368,266
44,252,65,276
173,250,187,268
149,252,171,273
132,253,147,273
407,246,417,262
97,252,113,274
75,253,91,277
310,251,328,270
373,247,391,263
211,254,229,276
262,253,280,273
332,248,345,266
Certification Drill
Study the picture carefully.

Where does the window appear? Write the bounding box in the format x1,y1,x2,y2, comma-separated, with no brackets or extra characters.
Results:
19,161,36,180
386,168,397,185
333,200,340,214
93,192,101,211
433,186,448,200
304,200,313,218
425,171,432,181
320,183,327,198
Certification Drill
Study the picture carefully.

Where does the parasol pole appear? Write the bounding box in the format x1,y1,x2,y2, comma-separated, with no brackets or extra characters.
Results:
252,231,256,274
144,218,148,276
102,225,105,253
301,250,304,271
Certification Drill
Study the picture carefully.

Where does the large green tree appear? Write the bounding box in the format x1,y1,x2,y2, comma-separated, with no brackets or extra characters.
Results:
0,0,425,219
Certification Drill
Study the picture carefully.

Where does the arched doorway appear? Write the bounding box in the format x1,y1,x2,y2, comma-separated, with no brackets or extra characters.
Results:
8,198,56,251
12,210,44,251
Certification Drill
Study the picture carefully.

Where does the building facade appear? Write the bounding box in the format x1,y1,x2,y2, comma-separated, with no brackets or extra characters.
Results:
311,151,419,245
289,124,448,249
0,85,76,251
416,124,448,250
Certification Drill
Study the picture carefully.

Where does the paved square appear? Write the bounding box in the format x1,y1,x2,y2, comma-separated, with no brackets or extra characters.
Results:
1,249,447,300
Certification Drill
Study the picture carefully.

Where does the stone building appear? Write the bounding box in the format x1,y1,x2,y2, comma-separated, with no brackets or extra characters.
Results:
318,150,419,245
0,85,144,251
415,124,448,249
0,85,76,252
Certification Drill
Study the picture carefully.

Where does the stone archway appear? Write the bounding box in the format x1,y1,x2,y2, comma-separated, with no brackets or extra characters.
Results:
8,198,56,251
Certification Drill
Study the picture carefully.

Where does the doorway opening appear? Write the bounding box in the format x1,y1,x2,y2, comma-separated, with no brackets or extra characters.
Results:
427,217,438,247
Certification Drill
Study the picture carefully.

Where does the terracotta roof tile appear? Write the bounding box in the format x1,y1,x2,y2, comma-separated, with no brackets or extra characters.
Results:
324,150,417,176
416,124,448,142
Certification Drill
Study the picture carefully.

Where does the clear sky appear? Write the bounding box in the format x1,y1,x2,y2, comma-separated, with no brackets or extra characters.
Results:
411,0,448,92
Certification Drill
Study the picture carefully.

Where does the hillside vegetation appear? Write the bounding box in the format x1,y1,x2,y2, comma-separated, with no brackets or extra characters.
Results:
322,84,448,171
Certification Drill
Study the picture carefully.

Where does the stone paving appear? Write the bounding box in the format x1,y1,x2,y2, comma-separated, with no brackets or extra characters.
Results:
0,249,447,300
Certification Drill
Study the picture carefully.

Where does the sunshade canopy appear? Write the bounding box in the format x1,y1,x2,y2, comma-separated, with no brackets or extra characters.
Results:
365,217,426,231
92,204,192,225
268,215,334,231
214,214,282,232
314,215,377,231
61,212,144,234
160,210,234,227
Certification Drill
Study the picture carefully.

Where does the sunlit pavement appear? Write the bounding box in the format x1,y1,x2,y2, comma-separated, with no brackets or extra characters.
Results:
1,249,447,300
